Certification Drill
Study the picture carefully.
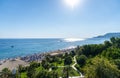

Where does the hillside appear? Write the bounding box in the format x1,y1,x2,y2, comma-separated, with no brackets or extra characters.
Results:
94,33,120,38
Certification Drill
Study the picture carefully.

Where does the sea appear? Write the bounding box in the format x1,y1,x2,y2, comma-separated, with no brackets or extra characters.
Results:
0,38,109,59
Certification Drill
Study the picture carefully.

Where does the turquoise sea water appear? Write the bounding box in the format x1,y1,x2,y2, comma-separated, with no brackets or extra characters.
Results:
0,38,108,59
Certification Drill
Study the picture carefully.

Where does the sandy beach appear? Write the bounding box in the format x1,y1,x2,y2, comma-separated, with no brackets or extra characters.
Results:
0,48,74,71
0,59,29,71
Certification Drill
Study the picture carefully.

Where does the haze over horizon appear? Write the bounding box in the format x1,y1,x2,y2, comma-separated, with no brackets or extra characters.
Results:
0,0,120,38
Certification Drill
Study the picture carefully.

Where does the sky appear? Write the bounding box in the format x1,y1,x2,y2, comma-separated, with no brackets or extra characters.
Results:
0,0,120,38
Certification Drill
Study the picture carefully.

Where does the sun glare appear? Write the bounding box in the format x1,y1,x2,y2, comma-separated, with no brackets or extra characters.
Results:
64,0,80,9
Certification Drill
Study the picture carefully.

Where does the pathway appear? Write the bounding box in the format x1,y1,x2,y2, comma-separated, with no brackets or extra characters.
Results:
51,56,85,78
71,56,84,78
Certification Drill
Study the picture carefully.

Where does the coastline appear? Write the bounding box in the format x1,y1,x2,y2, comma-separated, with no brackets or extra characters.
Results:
0,47,76,71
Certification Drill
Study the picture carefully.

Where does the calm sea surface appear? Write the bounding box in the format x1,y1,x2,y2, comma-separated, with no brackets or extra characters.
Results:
0,38,108,59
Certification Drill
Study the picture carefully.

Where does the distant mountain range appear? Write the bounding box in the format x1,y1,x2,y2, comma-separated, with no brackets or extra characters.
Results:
94,33,120,39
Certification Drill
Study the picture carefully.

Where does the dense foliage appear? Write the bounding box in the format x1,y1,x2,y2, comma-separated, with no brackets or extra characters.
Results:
75,37,120,78
84,57,119,78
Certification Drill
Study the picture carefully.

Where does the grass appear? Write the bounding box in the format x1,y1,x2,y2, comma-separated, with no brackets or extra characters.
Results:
50,57,75,66
52,67,80,77
21,72,27,78
51,60,64,66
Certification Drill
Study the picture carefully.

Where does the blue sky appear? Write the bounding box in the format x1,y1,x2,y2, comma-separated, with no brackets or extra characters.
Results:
0,0,120,38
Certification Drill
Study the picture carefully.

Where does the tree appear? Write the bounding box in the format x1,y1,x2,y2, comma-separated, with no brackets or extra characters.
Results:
64,56,72,65
35,70,54,78
18,65,25,73
70,50,76,57
77,55,87,67
27,68,36,78
62,66,70,78
29,62,40,68
26,62,40,78
64,53,69,58
84,57,120,78
0,68,12,78
78,44,105,57
51,71,59,78
114,59,120,69
115,38,120,48
45,54,52,63
110,37,120,48
41,60,50,69
104,40,111,48
102,48,120,59
110,37,116,44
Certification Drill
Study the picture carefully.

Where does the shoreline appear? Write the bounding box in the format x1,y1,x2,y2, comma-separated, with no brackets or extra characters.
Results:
0,47,76,71
0,45,77,61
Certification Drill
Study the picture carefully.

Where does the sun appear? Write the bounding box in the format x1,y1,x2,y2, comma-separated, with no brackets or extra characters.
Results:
64,0,80,9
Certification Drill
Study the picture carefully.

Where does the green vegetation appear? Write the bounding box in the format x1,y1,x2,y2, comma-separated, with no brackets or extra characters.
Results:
0,37,120,78
84,57,119,78
21,72,27,78
64,56,72,65
75,37,120,78
76,55,87,67
0,68,12,78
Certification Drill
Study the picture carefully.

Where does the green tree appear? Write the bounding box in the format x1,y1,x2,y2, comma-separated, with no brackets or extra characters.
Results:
35,70,53,78
84,57,120,78
27,68,35,78
26,62,40,78
0,68,12,78
114,59,120,69
78,44,105,57
41,60,50,69
110,37,116,44
29,62,40,68
104,40,111,48
102,48,120,59
77,55,87,67
64,56,72,65
70,50,76,57
51,71,59,78
110,37,120,48
18,65,25,73
62,66,70,78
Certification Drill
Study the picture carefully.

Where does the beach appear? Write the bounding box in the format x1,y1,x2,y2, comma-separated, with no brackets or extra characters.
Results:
0,48,75,71
0,58,29,71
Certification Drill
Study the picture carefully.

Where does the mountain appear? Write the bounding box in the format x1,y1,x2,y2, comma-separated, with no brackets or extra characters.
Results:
94,33,120,39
